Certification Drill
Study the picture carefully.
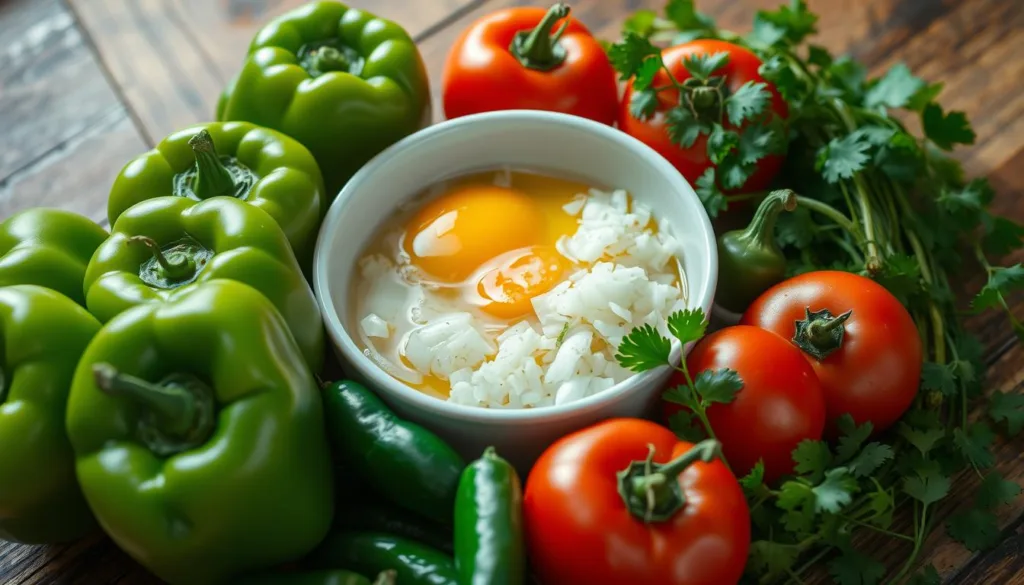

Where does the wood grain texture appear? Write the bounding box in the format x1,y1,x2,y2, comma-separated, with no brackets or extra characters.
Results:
66,0,480,144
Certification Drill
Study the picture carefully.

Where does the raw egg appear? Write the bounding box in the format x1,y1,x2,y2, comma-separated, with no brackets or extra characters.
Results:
474,246,568,319
403,184,545,282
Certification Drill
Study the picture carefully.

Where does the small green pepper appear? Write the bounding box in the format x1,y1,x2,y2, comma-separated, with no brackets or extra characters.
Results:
232,569,392,585
108,123,326,272
0,208,108,307
321,380,465,526
337,497,453,555
454,447,525,585
307,532,457,585
715,189,797,314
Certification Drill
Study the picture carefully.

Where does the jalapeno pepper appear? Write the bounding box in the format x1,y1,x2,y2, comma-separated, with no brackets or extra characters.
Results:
454,447,525,585
307,532,457,585
715,189,796,314
321,380,465,526
336,497,453,555
232,569,386,585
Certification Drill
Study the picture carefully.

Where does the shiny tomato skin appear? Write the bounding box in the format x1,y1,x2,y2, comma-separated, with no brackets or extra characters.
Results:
740,270,922,435
664,326,826,484
524,418,750,585
618,40,788,193
441,7,619,124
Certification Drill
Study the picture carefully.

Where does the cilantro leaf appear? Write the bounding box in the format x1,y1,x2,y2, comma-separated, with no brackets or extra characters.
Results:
939,178,994,226
827,56,868,101
633,57,663,91
864,63,924,109
907,82,944,112
921,361,958,396
667,308,707,345
807,45,833,69
777,481,816,534
946,508,1001,551
737,122,782,165
725,81,771,125
682,51,730,80
665,107,712,148
976,471,1022,511
615,324,671,372
608,33,661,80
793,439,832,483
758,55,803,102
828,548,886,585
706,124,739,164
988,390,1024,436
849,443,894,477
716,156,756,190
954,423,995,469
740,460,766,491
876,253,923,303
622,9,658,37
983,216,1024,257
665,0,716,31
630,88,659,121
922,102,976,150
814,468,858,513
776,206,816,248
747,541,800,578
750,0,818,47
817,132,871,183
693,368,743,405
695,168,727,218
835,414,873,462
903,468,951,505
899,423,946,455
663,384,695,407
865,484,894,528
667,410,707,443
908,565,941,585
973,264,1024,311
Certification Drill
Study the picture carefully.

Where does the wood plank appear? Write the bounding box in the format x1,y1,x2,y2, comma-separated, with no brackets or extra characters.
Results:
0,0,127,182
67,0,480,145
950,521,1024,585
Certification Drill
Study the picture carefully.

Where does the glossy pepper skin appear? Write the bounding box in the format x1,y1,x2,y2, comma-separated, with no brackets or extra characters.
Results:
321,380,465,526
65,280,334,585
0,209,108,307
454,447,525,585
307,532,457,585
335,494,454,555
217,1,431,197
232,569,384,585
0,285,101,544
84,196,323,372
442,3,618,124
108,122,325,271
716,189,797,314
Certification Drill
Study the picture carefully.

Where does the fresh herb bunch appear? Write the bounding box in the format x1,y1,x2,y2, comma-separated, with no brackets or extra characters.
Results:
610,1,1024,582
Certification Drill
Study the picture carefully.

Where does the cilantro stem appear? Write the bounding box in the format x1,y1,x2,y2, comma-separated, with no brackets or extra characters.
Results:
838,514,916,542
794,195,857,234
889,503,929,584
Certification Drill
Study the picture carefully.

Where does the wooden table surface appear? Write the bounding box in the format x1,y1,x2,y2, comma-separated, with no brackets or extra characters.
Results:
0,0,1021,583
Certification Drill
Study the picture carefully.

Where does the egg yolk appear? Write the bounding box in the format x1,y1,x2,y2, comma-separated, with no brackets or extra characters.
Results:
476,246,568,319
404,185,544,282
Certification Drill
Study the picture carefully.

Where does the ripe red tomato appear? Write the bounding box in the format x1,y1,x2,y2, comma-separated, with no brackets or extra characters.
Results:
664,325,826,484
618,40,788,194
524,418,749,585
740,270,922,435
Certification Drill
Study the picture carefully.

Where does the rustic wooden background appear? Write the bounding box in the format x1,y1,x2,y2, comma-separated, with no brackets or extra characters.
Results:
0,0,1021,583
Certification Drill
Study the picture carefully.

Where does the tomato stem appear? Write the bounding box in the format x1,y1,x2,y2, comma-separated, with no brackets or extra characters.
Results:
792,307,852,361
509,3,570,72
615,439,720,523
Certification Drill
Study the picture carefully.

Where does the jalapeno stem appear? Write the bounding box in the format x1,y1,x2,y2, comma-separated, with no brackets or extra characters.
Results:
509,3,570,71
188,130,236,200
617,439,721,523
128,236,196,281
92,363,215,457
793,307,853,361
738,190,797,249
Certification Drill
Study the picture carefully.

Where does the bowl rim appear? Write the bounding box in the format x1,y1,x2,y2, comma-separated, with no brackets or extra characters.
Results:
313,109,718,423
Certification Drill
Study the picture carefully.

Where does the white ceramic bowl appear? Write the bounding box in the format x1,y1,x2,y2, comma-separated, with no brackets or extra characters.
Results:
313,110,718,472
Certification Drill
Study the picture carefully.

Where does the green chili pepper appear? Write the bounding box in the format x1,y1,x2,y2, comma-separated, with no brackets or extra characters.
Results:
337,497,453,555
307,532,456,585
454,447,525,585
321,380,465,526
232,569,392,585
715,189,797,314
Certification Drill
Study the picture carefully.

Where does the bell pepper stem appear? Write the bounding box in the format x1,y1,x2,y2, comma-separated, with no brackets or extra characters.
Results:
188,129,237,200
739,189,798,250
93,363,196,437
509,3,570,71
310,46,350,74
128,236,197,281
617,439,721,523
793,307,853,361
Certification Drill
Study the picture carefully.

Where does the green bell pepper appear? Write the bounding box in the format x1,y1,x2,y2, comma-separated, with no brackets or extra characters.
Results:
84,196,323,372
217,1,431,196
0,208,108,307
65,279,334,585
0,285,101,544
107,122,325,271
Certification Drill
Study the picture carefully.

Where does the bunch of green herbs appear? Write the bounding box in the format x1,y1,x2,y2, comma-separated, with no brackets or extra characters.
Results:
609,1,1024,583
